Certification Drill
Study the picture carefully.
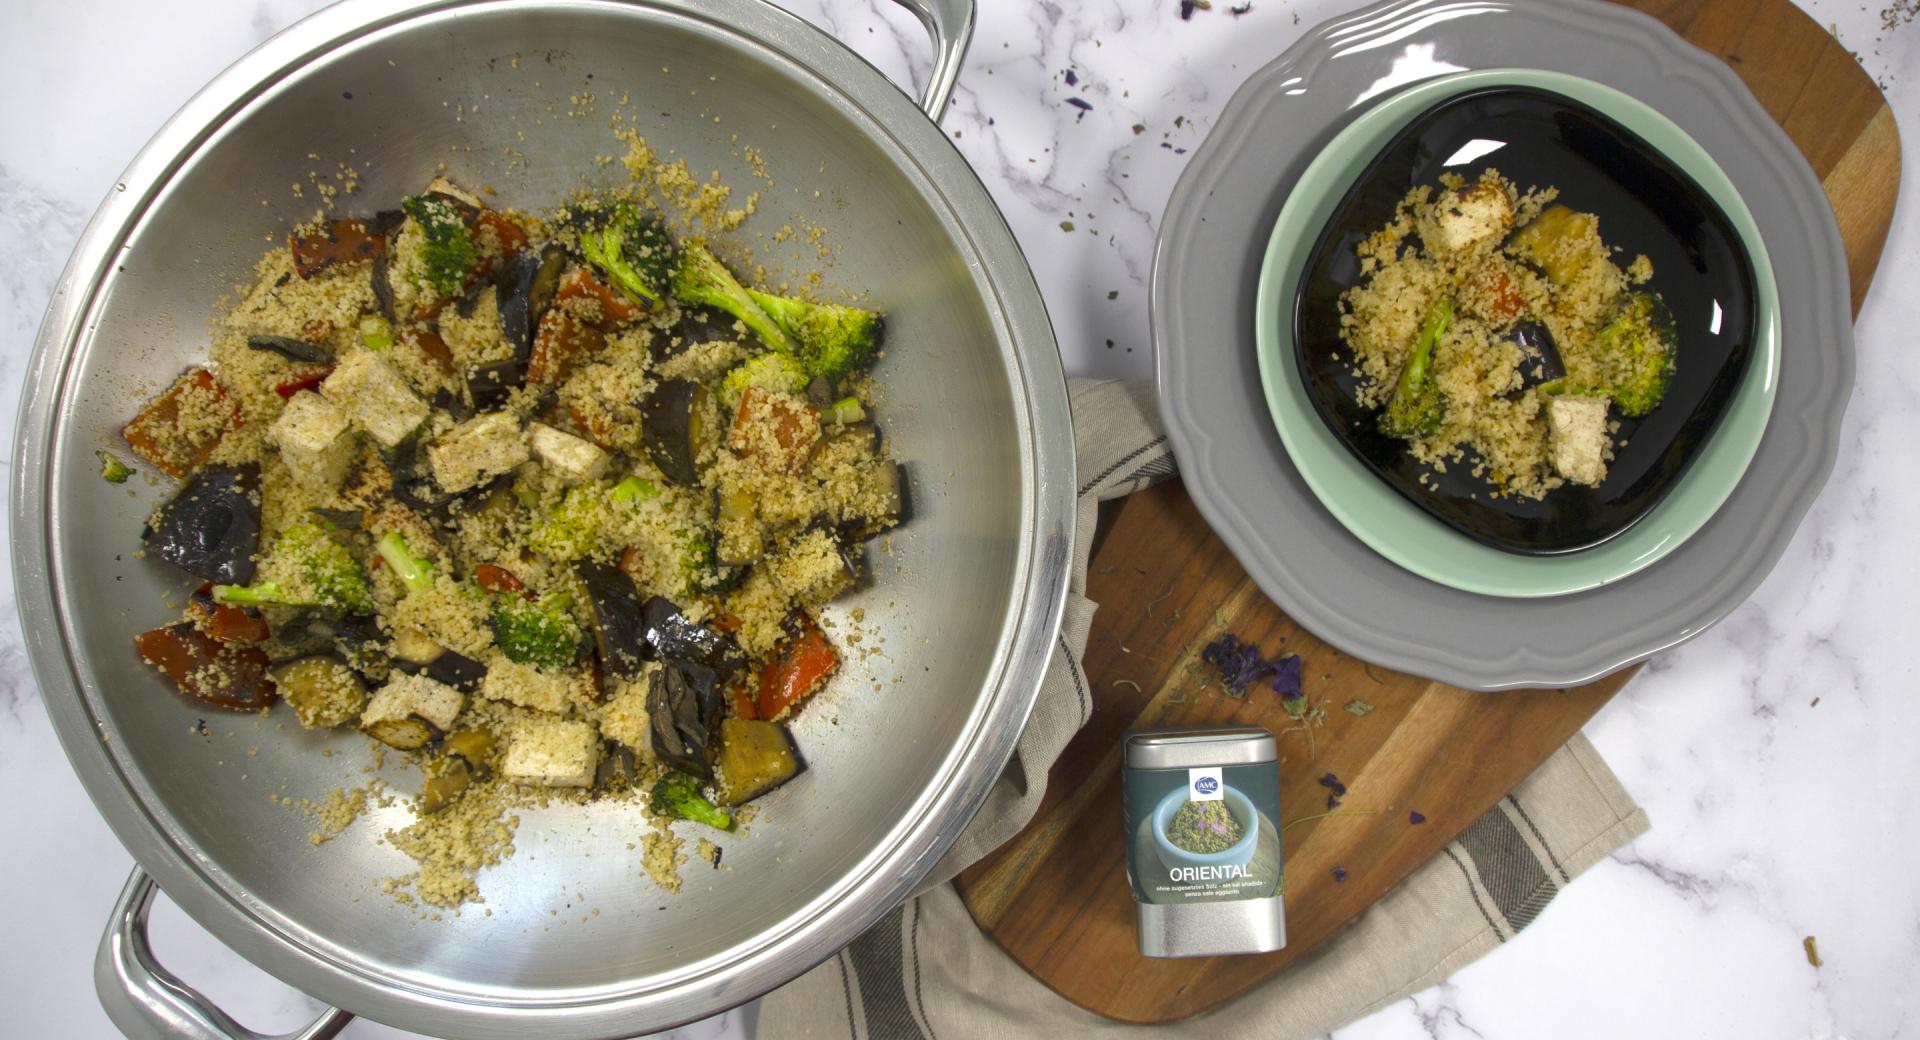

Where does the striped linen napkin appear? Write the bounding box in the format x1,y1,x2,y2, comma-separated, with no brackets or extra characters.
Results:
756,380,1648,1039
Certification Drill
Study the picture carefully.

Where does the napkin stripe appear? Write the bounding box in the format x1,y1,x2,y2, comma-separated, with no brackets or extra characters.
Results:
1058,633,1091,721
846,907,928,1040
1079,436,1169,495
1507,794,1571,884
1459,806,1554,933
1443,846,1507,941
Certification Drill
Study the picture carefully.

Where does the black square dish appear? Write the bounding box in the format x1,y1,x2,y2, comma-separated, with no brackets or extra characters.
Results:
1292,86,1759,555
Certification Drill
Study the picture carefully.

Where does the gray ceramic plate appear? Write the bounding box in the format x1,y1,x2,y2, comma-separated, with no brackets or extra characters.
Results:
1152,0,1854,691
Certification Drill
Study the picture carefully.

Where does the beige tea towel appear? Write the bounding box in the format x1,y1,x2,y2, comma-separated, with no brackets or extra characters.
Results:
758,379,1648,1039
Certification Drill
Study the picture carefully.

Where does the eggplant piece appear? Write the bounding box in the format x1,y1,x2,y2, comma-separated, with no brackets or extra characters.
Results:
640,596,747,677
392,646,487,693
143,464,262,585
712,480,762,566
365,716,440,751
289,218,384,279
308,506,363,530
466,358,524,412
319,611,393,683
594,741,641,793
647,660,725,779
498,243,568,360
715,718,806,806
577,560,650,679
134,623,277,711
269,656,367,728
419,755,474,814
247,335,333,364
641,378,719,485
655,306,736,363
429,386,474,424
1509,320,1567,395
371,252,397,322
841,459,907,541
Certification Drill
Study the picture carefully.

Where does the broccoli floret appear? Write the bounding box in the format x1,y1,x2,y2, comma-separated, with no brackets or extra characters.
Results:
529,485,609,561
213,520,372,612
1380,298,1454,439
98,450,134,484
1539,293,1679,418
578,201,678,310
744,288,882,381
823,395,866,425
489,590,582,669
374,530,436,593
400,195,477,298
678,528,742,594
717,352,809,410
609,475,659,507
672,241,800,355
1593,292,1676,417
649,770,732,830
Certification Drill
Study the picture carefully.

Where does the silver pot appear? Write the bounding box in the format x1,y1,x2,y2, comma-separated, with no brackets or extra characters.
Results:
11,0,1072,1035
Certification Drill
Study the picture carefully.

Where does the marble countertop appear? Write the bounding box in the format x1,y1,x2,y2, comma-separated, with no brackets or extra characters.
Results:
2,0,1915,1037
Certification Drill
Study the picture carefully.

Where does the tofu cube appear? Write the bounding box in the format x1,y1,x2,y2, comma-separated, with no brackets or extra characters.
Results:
1548,395,1612,487
1422,180,1515,255
427,411,530,493
528,422,611,484
360,673,465,749
502,717,601,788
321,350,429,449
270,390,355,492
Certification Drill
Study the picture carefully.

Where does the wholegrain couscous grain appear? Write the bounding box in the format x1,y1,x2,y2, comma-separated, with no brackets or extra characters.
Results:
124,131,903,910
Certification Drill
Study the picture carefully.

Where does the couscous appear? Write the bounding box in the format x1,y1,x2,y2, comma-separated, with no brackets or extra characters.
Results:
125,164,904,907
1337,169,1677,498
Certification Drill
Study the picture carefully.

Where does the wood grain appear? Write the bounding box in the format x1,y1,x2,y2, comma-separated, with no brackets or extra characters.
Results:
954,0,1900,1023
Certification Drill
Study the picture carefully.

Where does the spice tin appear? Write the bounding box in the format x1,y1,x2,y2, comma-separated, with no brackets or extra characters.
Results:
1122,726,1285,958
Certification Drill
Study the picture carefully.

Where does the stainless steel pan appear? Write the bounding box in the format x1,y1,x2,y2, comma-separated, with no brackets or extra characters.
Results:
11,0,1072,1035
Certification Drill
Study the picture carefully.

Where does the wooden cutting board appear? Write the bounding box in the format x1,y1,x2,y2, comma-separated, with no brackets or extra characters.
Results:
953,0,1900,1023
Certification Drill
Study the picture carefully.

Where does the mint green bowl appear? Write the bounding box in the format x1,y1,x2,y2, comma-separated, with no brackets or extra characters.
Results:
1253,69,1780,598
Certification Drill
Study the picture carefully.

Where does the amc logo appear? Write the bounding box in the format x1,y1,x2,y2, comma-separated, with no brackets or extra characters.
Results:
1193,776,1220,795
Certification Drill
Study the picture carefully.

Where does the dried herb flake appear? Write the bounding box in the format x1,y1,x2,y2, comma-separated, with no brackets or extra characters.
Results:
1344,699,1375,717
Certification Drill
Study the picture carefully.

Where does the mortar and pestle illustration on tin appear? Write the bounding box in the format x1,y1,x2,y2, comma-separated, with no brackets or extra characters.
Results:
1150,783,1261,875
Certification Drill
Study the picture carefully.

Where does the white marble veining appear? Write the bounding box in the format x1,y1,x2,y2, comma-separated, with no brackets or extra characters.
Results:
2,0,1916,1037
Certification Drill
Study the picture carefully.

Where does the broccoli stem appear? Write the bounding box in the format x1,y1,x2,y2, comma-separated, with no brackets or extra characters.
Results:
376,531,435,593
1380,298,1453,439
672,242,801,355
610,476,658,507
210,581,295,607
650,772,733,830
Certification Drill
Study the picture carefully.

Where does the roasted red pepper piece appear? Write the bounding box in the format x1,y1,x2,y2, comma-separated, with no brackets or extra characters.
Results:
134,622,277,710
755,609,839,721
554,268,640,329
122,368,243,478
272,367,332,399
475,211,528,264
186,583,271,644
473,563,532,599
527,310,605,385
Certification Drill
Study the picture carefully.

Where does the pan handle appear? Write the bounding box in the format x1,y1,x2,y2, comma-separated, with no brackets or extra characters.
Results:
96,867,354,1040
889,0,975,122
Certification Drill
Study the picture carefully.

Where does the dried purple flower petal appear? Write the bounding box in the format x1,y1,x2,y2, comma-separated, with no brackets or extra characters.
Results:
1331,866,1348,883
1326,794,1342,810
1270,653,1304,698
1064,97,1093,122
1316,772,1346,797
1409,811,1427,825
1179,0,1198,19
1064,69,1079,86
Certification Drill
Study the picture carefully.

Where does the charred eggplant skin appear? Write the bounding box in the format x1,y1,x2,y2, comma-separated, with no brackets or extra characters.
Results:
577,560,651,679
143,463,262,585
392,647,488,693
641,378,715,485
499,243,568,360
641,596,747,678
647,660,725,778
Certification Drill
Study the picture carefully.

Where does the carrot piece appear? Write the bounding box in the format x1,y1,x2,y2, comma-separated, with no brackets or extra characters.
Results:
134,623,276,710
273,366,332,399
755,609,839,721
728,387,821,474
473,563,532,599
122,368,242,479
554,268,640,329
731,679,760,721
288,218,385,279
186,583,272,644
475,211,528,264
528,310,605,385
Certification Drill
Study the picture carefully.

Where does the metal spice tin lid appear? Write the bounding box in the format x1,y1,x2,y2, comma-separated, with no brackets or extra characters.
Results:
1124,726,1276,770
